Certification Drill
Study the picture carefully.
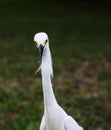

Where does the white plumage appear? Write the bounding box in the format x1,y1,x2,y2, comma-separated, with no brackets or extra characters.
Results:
34,32,83,130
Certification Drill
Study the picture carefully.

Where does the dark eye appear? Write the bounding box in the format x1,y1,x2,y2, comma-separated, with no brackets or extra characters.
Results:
45,39,48,44
34,42,37,46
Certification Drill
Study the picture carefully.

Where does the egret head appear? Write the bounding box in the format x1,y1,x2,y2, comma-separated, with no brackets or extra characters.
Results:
34,32,49,58
34,32,53,76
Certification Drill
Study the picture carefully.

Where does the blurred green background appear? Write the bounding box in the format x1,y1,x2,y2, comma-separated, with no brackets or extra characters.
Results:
0,0,111,130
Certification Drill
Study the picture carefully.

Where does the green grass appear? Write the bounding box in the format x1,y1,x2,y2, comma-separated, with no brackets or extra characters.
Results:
0,1,111,130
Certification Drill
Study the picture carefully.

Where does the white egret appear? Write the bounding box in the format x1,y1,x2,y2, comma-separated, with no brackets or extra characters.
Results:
33,32,83,130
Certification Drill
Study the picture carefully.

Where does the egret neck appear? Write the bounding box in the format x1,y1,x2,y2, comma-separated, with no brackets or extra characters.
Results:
41,44,57,113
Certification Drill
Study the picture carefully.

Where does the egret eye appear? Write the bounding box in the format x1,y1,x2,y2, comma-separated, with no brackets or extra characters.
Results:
34,42,38,46
45,39,48,45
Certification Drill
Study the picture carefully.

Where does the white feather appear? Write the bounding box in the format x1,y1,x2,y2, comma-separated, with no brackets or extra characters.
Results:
34,32,83,130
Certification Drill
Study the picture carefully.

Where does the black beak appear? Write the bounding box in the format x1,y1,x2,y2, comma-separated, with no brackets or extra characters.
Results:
38,44,44,59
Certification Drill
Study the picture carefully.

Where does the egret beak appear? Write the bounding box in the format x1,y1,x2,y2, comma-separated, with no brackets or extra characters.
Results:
38,44,44,59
